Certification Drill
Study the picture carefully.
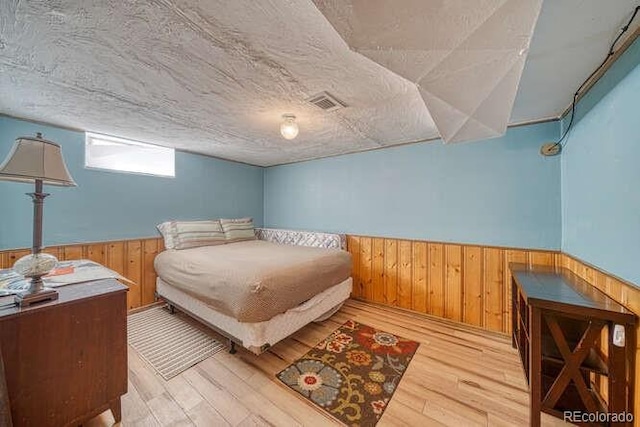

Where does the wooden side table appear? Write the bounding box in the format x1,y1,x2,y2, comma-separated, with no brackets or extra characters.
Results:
0,279,128,426
510,264,636,426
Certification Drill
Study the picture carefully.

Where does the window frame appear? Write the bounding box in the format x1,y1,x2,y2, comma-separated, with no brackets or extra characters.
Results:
84,132,176,178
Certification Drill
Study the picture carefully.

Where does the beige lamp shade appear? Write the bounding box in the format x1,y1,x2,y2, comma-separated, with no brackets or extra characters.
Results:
0,134,76,186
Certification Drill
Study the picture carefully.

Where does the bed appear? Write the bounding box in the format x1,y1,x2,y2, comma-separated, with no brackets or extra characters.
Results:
154,227,352,354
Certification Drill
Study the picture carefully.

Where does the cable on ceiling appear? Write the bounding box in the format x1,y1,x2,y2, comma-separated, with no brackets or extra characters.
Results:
543,5,639,156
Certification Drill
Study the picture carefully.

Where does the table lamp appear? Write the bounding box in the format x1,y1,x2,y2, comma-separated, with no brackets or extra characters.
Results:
0,132,77,306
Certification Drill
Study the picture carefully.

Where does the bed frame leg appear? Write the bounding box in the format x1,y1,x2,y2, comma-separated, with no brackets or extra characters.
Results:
229,340,237,354
168,304,175,314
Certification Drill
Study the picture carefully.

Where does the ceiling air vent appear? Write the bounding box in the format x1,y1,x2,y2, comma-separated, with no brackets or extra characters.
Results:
306,91,346,112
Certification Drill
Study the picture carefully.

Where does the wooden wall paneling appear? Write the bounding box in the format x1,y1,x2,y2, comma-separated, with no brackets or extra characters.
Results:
483,248,504,332
62,245,83,261
574,257,589,280
4,250,30,268
606,276,625,307
3,235,637,350
106,242,126,276
85,243,106,264
2,253,10,269
552,252,563,269
427,243,444,318
383,239,398,306
142,239,160,306
346,236,361,298
398,240,412,310
583,263,597,286
0,237,166,311
528,251,555,267
559,253,640,418
371,238,385,304
463,246,484,328
3,234,639,416
558,253,570,269
412,241,428,313
359,237,373,301
43,246,62,261
594,269,609,294
504,250,528,334
444,244,462,322
125,241,143,310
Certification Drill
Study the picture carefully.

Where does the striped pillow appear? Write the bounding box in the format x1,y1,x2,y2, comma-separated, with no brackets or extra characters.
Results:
157,220,226,250
220,218,257,242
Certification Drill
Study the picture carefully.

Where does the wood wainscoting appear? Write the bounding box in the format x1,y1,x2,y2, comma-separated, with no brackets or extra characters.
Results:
559,253,640,418
346,235,640,417
346,235,561,335
1,235,639,416
0,238,164,310
1,236,637,327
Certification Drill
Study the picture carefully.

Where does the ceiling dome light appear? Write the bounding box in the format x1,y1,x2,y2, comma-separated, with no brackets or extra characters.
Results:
280,114,299,140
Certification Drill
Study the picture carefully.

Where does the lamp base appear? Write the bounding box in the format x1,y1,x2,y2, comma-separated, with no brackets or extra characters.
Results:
15,287,59,307
12,252,59,307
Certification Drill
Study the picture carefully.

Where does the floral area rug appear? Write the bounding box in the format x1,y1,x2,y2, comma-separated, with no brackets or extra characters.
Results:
277,320,419,426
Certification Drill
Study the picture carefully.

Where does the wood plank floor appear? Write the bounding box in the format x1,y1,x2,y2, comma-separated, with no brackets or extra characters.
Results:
88,299,570,426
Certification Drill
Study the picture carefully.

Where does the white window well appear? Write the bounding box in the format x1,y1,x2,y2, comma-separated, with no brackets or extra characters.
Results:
85,133,175,178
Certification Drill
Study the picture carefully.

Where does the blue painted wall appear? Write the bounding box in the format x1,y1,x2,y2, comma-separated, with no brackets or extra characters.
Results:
265,121,561,250
4,38,636,286
0,116,264,249
561,37,640,286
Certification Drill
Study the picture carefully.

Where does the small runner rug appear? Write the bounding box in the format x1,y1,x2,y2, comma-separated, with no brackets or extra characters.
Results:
127,306,225,380
277,320,419,426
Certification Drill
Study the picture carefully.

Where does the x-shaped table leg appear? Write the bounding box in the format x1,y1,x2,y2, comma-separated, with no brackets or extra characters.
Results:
542,313,605,412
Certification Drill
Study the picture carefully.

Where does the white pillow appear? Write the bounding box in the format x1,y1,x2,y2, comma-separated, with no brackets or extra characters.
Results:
157,220,226,250
219,218,257,242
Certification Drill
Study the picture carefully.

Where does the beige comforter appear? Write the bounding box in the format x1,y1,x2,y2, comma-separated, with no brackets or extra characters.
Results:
154,240,352,322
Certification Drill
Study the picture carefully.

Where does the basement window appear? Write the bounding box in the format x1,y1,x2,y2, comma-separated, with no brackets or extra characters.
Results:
85,133,175,178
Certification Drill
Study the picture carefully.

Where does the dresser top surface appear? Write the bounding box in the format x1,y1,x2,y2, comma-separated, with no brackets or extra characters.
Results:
510,263,635,322
0,279,127,319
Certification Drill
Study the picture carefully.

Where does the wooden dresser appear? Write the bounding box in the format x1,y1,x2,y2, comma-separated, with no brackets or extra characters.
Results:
510,264,636,426
0,279,128,426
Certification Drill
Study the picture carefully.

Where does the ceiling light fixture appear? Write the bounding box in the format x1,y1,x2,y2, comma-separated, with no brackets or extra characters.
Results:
280,114,299,140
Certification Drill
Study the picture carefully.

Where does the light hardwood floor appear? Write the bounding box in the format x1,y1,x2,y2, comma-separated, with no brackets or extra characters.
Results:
88,299,570,426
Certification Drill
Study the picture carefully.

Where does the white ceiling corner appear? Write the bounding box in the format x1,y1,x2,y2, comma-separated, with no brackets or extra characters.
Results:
510,0,640,124
0,0,638,165
313,0,543,144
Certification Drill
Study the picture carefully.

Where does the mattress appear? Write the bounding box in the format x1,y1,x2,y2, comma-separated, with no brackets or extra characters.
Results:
156,277,353,352
154,240,352,322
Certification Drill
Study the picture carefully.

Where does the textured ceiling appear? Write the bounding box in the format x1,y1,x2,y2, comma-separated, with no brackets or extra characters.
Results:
0,0,437,166
313,0,543,143
0,0,638,166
